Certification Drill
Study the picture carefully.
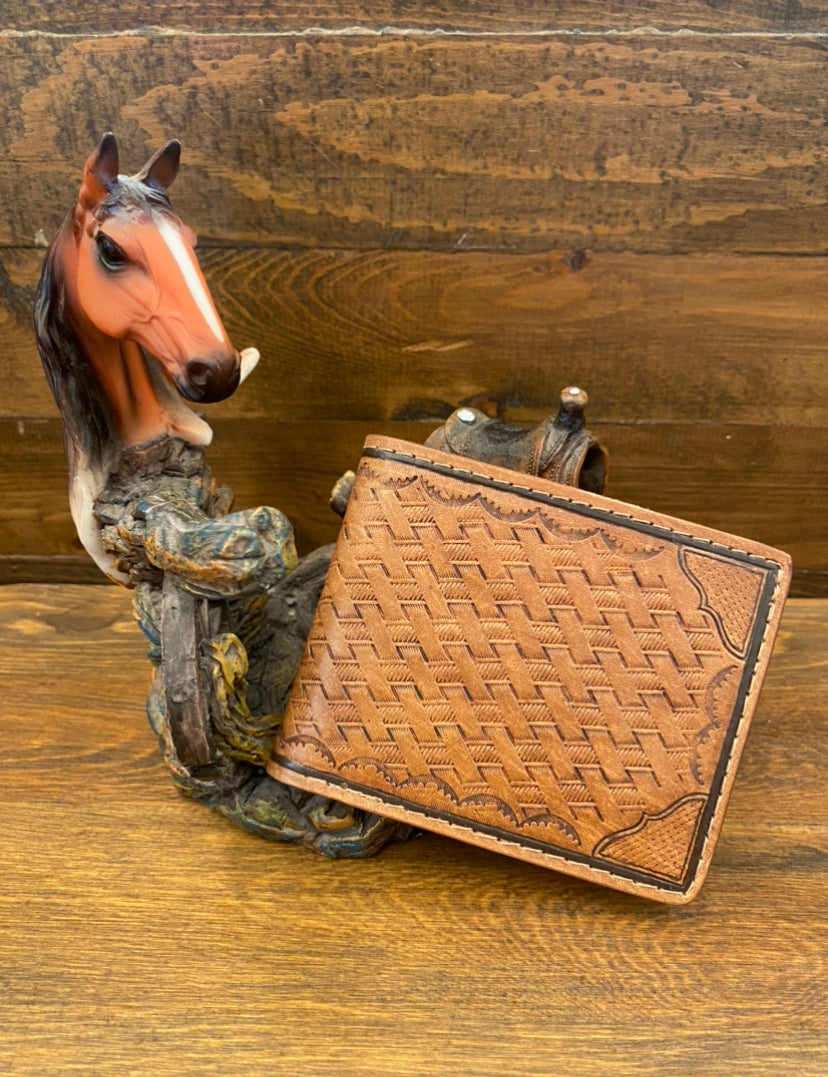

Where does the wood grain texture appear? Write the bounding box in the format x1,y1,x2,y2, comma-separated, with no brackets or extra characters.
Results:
2,7,825,593
5,246,828,427
5,241,826,584
2,33,828,253
7,1,828,35
0,583,825,1075
1,417,824,593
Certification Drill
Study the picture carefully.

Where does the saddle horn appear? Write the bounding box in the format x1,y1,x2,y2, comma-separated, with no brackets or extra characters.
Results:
137,139,181,192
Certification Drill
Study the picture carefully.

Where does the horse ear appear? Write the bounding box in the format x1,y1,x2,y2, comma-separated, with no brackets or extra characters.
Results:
137,139,181,192
79,132,119,210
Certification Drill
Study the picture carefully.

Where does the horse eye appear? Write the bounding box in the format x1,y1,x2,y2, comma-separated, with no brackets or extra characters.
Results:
95,233,128,271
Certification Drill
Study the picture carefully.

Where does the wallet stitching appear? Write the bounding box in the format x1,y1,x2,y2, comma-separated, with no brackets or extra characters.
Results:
273,764,680,895
369,444,788,569
688,576,785,877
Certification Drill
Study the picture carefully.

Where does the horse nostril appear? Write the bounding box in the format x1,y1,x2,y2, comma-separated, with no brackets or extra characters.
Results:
184,357,240,402
187,360,211,388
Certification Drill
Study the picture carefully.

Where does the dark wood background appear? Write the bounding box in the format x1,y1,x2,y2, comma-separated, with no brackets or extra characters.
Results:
0,3,825,592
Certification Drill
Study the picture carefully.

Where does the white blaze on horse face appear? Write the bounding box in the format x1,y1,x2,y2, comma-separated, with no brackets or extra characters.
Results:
155,214,225,344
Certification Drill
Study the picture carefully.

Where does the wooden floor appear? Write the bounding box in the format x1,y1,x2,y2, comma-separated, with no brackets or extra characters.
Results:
0,584,825,1076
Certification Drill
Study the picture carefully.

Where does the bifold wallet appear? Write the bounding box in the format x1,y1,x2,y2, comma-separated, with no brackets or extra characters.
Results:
268,436,791,903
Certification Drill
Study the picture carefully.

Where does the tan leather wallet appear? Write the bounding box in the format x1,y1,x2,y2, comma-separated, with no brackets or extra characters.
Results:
268,436,791,903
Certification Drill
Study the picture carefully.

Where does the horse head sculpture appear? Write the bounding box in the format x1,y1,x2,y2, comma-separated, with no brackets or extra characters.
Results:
35,133,259,579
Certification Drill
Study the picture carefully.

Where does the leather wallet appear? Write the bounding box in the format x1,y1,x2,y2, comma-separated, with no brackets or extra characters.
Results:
268,436,791,903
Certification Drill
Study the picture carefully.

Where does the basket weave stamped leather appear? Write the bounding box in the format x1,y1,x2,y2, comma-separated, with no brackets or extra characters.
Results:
269,437,791,903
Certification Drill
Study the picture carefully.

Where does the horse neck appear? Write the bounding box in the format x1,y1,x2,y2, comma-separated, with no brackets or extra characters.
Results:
76,327,174,449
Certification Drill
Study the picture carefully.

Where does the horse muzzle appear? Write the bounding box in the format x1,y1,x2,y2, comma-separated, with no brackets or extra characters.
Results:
178,353,241,403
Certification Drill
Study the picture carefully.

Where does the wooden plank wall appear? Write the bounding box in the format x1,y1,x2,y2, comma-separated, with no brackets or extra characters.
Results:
0,3,826,593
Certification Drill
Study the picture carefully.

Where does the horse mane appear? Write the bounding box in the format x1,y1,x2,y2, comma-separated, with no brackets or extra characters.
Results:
34,222,114,471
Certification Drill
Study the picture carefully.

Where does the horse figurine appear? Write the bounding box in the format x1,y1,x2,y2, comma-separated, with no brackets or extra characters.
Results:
35,132,262,583
37,133,608,861
36,133,404,857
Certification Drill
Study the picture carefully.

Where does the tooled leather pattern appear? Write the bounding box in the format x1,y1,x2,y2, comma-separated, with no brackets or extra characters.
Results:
275,450,776,881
